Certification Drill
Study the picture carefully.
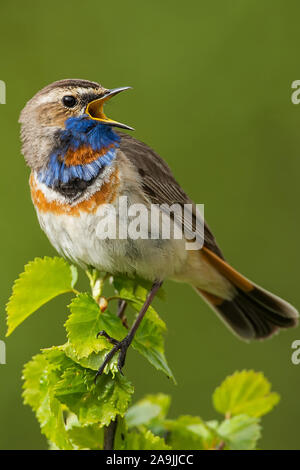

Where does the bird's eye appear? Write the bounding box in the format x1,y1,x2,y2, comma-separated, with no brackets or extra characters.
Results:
62,95,77,108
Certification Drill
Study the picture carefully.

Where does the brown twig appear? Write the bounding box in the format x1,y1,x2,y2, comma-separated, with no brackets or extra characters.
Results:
215,440,226,450
117,299,129,328
103,418,118,450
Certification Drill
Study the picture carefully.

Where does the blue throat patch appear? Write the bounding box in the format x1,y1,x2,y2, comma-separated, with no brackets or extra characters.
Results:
38,116,120,188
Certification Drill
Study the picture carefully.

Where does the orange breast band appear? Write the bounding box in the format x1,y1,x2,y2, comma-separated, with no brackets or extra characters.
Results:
30,170,120,217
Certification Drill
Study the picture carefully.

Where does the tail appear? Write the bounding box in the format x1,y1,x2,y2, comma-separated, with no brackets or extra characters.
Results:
196,247,299,340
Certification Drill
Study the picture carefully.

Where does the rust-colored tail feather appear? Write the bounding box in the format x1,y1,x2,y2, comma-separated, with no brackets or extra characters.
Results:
198,247,298,340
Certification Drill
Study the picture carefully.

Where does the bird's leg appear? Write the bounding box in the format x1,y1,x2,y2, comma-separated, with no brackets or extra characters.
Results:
95,280,163,380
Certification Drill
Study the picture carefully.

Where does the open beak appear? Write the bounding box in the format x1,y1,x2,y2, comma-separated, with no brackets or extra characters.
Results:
86,87,134,130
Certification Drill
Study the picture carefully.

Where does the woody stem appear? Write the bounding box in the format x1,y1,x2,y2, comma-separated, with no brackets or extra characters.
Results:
103,418,118,450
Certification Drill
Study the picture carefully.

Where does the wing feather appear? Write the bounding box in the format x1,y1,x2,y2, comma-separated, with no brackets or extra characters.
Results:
118,132,224,259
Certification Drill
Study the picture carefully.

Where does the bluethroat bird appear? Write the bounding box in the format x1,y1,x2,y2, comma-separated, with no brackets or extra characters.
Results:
19,79,298,377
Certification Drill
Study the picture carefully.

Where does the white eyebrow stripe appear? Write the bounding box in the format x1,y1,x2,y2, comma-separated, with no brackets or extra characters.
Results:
36,90,60,104
35,87,101,105
76,87,99,95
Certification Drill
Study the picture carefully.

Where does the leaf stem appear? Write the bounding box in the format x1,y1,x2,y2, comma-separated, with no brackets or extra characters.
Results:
106,295,122,302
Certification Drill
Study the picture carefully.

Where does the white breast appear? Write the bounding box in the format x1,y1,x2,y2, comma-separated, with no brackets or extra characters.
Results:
31,167,188,281
31,166,232,298
36,202,189,281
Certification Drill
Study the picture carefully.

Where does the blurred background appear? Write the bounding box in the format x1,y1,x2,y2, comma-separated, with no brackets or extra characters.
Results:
0,0,300,450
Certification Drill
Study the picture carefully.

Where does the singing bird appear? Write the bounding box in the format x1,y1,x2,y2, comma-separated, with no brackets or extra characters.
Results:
19,79,298,376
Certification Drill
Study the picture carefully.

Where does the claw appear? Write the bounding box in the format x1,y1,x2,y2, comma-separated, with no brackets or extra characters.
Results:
94,342,120,383
94,280,163,384
95,332,131,382
117,343,127,373
97,330,119,345
96,330,105,339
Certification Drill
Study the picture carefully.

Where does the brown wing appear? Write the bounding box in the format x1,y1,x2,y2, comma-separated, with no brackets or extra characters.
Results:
118,132,225,259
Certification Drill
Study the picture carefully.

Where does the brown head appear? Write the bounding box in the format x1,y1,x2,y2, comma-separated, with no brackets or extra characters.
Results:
19,78,132,170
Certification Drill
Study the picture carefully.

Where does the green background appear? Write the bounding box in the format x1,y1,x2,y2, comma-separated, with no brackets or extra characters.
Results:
0,0,299,450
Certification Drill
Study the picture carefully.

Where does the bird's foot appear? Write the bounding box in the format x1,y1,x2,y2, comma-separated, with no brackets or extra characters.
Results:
94,281,163,383
95,330,131,381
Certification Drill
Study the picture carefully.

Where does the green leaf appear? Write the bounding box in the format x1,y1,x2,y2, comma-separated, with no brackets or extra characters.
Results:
126,394,171,428
113,278,175,382
213,370,280,417
115,420,170,450
64,344,113,373
66,416,104,450
23,347,134,448
22,351,73,450
113,275,166,301
64,293,127,373
54,362,134,426
126,427,170,450
67,424,104,450
133,308,176,383
165,415,216,450
217,415,261,450
7,257,77,336
115,417,170,450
